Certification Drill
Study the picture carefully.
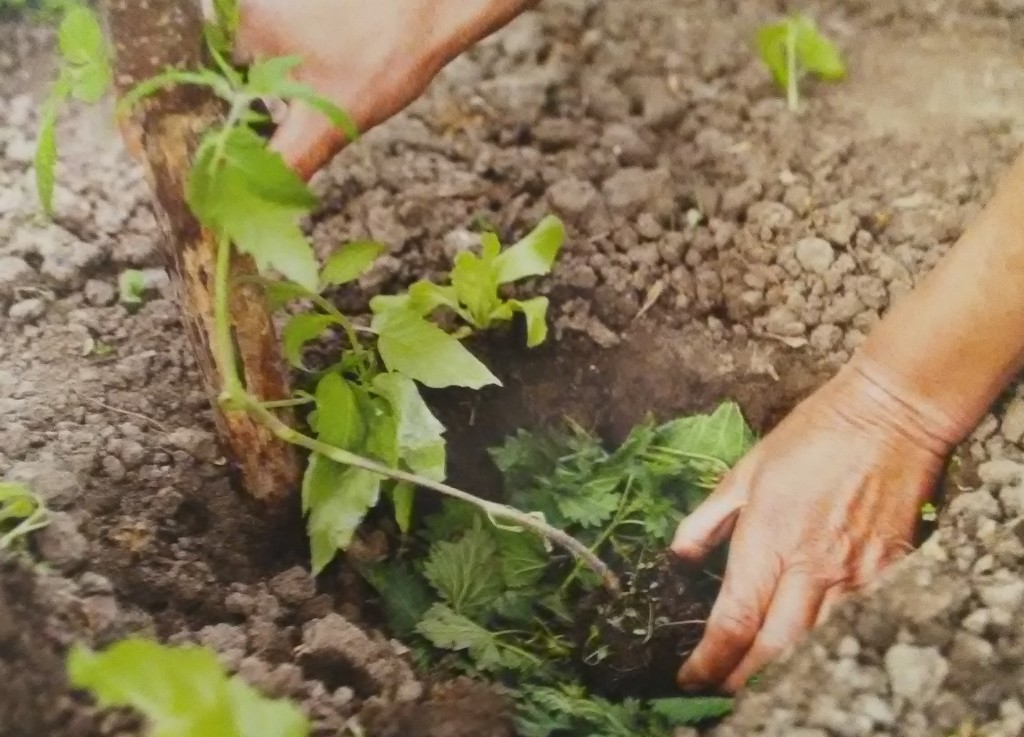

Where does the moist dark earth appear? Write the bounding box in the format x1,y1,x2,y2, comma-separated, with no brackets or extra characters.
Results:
3,0,1024,735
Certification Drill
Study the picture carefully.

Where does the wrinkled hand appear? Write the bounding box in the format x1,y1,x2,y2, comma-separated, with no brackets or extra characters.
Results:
670,358,959,692
235,0,533,179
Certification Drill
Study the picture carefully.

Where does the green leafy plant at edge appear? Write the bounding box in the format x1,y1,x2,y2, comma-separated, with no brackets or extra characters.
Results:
68,638,308,737
755,13,845,111
0,481,51,552
39,4,617,587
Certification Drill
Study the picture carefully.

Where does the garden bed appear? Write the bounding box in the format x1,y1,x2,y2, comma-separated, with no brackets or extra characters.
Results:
3,0,1024,735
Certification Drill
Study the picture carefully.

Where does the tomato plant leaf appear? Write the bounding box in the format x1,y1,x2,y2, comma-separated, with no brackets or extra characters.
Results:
372,372,446,480
67,638,308,737
372,308,500,389
313,373,365,451
494,215,565,284
302,458,381,573
508,297,549,347
261,280,315,310
282,313,336,368
423,524,504,618
188,127,319,290
321,241,386,286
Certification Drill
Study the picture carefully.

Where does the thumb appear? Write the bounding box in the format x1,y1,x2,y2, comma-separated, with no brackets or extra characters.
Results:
269,101,349,182
670,476,746,564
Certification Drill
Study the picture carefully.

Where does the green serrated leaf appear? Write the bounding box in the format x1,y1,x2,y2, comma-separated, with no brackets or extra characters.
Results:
494,529,547,589
794,16,846,80
372,308,500,390
67,638,308,737
416,603,504,669
302,458,381,573
118,269,146,306
189,127,319,290
372,372,446,480
313,373,365,451
648,696,733,725
508,297,549,347
494,215,565,284
423,524,504,617
359,561,431,637
653,401,755,468
321,241,385,286
282,313,336,368
554,482,621,528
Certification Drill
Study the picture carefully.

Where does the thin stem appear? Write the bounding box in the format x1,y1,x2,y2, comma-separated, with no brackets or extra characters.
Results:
209,232,621,594
260,396,315,410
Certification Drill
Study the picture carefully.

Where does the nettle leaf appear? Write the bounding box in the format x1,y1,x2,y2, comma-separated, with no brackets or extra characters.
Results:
494,530,547,590
282,313,337,368
416,604,536,673
494,215,565,284
67,638,308,737
372,307,500,390
654,402,754,467
423,524,504,618
302,458,381,573
321,241,386,286
508,297,550,347
372,372,446,480
189,127,319,290
554,481,621,528
794,16,846,80
649,696,733,725
359,561,432,637
314,373,365,451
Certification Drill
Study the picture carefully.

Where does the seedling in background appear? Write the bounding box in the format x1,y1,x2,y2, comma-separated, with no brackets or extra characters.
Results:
755,14,846,111
68,638,308,737
0,481,51,552
118,268,146,307
921,502,938,522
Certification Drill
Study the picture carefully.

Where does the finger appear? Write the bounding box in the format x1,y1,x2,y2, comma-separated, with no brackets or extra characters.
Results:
670,479,745,564
269,101,349,181
677,542,777,690
722,570,825,692
815,584,850,627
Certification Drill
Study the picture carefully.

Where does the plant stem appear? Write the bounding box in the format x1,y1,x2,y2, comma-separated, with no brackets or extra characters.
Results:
786,20,799,112
210,234,621,594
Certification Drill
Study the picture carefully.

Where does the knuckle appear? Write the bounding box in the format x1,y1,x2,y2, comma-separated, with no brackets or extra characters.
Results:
709,605,761,642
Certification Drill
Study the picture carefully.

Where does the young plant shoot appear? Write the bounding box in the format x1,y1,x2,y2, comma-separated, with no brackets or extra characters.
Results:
755,14,846,111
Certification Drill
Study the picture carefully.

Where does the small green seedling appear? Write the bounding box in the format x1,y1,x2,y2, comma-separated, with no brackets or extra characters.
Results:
118,269,147,307
68,637,308,737
0,481,51,552
920,502,938,522
755,14,846,111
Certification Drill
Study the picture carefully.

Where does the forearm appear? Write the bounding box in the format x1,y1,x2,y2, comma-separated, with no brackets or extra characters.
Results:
858,150,1024,443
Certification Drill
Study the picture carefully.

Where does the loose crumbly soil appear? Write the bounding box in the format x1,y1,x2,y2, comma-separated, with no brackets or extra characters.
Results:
3,1,1024,735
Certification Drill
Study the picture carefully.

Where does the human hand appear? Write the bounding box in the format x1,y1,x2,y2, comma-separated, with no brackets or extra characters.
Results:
669,357,962,692
235,0,536,179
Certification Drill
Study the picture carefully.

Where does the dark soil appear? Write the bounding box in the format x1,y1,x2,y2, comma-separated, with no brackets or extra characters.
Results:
3,0,1024,735
576,554,718,700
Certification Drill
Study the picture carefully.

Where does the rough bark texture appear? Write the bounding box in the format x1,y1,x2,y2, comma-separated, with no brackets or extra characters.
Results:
105,0,299,500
